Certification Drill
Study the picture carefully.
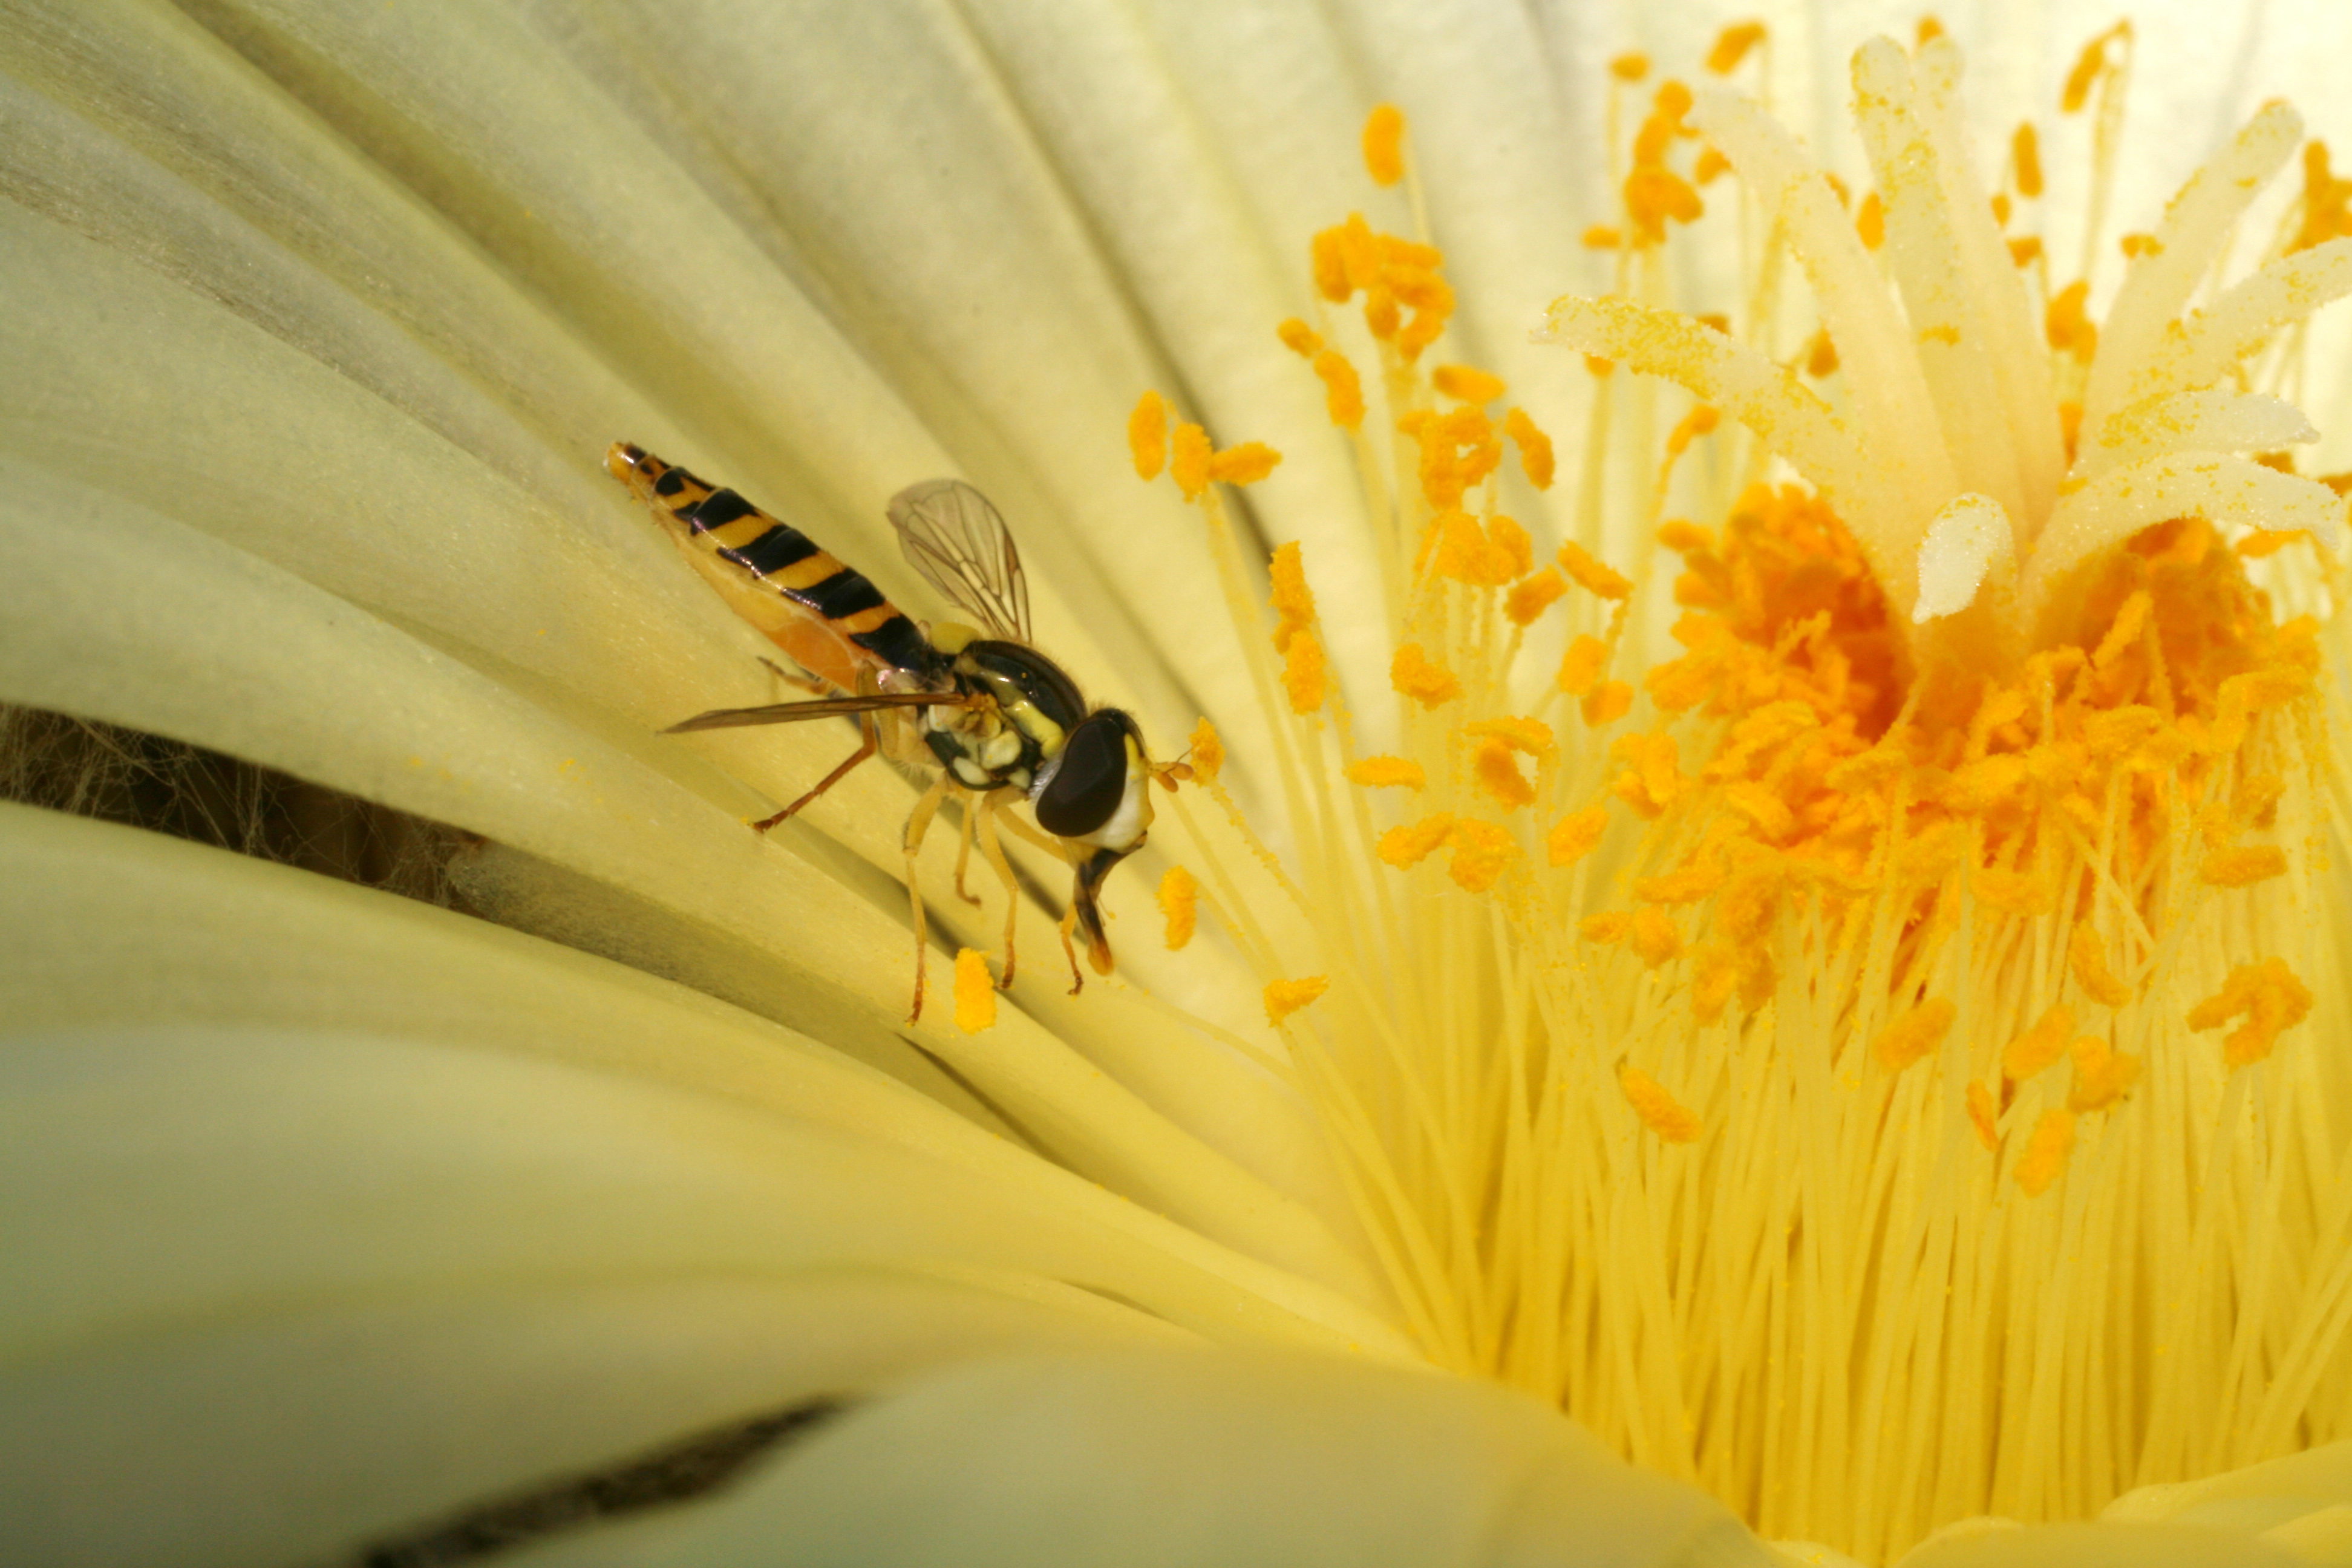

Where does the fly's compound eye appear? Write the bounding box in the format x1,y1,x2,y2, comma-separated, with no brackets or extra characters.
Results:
1033,712,1131,838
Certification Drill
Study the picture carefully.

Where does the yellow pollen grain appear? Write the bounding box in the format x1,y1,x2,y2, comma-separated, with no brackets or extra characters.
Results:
1472,735,1536,809
2017,1108,2076,1197
2201,844,2288,887
1692,946,1738,1024
1631,908,1683,968
2069,924,2134,1007
1378,811,1455,869
1559,540,1635,600
1282,629,1328,714
1157,866,1198,950
1990,192,2013,228
1548,805,1608,867
1391,641,1463,707
1620,1063,1702,1143
1558,633,1610,696
2012,122,2044,197
1874,997,1957,1074
1310,226,1350,303
1967,1080,1999,1151
1187,717,1224,787
1347,756,1426,790
1856,190,1886,249
1506,567,1568,627
1610,51,1649,82
2010,235,2044,266
1582,224,1624,250
1264,974,1330,1025
1128,390,1168,480
2120,231,2161,259
1503,407,1557,489
953,948,996,1034
1694,145,1731,185
2005,1002,2076,1082
1584,353,1616,377
1583,681,1634,727
1706,21,1765,75
1171,421,1214,500
1312,349,1365,430
1276,317,1321,356
2067,1035,2143,1113
1445,818,1518,893
2188,956,2315,1067
1612,731,1683,820
1210,442,1282,486
1916,15,1946,44
1362,102,1406,186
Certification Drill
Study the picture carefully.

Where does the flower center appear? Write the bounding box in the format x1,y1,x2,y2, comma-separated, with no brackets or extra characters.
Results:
1127,22,2351,1563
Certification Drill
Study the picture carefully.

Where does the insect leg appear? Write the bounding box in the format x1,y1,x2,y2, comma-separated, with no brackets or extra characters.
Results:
900,774,958,1025
987,808,1084,995
750,714,878,833
1055,907,1085,997
757,656,832,697
972,789,1023,990
951,797,984,906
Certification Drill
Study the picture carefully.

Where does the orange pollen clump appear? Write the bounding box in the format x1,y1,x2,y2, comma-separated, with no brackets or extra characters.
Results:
1378,811,1455,869
1472,736,1535,809
2016,1108,2076,1197
1127,390,1168,480
953,948,996,1034
2188,958,2316,1067
1210,441,1282,486
1445,818,1517,892
1874,998,1956,1073
1309,212,1454,360
1558,541,1633,601
1186,717,1224,787
1282,629,1327,715
1391,642,1462,707
1268,541,1316,649
1621,1064,1703,1142
1361,102,1406,186
1506,567,1568,627
1548,805,1608,867
1503,407,1556,489
1170,421,1214,499
1263,975,1330,1025
1347,756,1426,790
1705,21,1766,76
1434,363,1506,404
2012,122,2044,197
1313,350,1365,430
1157,866,1198,950
2004,1003,2074,1082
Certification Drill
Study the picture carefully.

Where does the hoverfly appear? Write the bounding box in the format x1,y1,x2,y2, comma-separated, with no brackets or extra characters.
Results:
606,442,1182,1021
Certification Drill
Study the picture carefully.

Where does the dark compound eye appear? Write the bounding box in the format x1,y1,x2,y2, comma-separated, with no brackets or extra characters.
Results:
1034,713,1131,838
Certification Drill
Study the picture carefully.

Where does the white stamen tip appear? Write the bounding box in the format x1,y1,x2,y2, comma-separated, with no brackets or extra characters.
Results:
1913,493,2016,624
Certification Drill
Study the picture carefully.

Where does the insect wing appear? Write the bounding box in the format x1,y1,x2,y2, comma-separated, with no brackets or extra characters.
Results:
887,479,1031,642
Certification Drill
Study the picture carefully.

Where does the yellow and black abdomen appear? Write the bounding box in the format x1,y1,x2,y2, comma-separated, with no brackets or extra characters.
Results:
607,443,938,690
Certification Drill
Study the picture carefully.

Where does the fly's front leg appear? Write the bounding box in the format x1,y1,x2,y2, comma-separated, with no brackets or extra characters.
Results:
900,774,958,1024
751,714,877,834
991,808,1084,996
973,790,1023,991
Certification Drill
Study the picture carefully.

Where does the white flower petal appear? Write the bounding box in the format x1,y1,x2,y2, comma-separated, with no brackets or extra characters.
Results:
509,1346,1774,1568
2,1270,1181,1568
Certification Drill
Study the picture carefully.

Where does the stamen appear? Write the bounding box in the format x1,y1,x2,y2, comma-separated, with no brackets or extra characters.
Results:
1157,866,1198,950
952,948,996,1034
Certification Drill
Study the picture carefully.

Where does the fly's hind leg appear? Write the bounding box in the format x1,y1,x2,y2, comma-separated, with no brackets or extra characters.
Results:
757,656,831,697
900,774,958,1024
751,714,877,833
972,790,1024,990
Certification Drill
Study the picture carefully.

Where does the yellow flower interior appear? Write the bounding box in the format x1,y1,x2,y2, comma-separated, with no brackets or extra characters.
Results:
1129,22,2351,1563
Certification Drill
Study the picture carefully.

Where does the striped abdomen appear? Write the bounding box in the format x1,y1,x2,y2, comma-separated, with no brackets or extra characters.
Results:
607,443,939,689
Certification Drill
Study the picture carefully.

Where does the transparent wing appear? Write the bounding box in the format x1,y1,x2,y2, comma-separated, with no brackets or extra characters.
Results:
887,479,1031,642
662,691,961,733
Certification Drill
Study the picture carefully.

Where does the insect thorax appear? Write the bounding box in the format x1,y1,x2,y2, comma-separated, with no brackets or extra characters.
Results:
919,639,1086,794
